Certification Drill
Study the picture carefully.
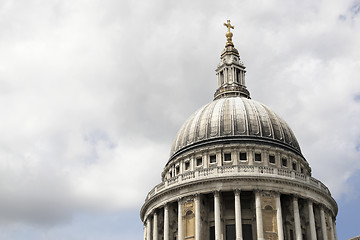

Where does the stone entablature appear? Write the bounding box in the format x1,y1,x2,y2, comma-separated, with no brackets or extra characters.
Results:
163,142,311,180
142,164,337,220
142,190,337,240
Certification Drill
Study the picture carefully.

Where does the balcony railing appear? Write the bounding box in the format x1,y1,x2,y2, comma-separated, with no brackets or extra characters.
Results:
146,165,330,201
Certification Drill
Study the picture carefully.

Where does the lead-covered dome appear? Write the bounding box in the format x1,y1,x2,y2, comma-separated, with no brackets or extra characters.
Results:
170,97,301,159
170,27,302,160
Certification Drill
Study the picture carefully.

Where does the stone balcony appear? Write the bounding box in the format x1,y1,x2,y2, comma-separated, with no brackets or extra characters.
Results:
145,165,331,202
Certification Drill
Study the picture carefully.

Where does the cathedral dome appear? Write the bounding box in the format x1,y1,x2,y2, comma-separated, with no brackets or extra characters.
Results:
142,21,338,240
170,97,302,159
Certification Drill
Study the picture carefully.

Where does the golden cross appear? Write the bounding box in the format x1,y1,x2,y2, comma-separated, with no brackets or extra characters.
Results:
223,20,234,46
224,20,234,33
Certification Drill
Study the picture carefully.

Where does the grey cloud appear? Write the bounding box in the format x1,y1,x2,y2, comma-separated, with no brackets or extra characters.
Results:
0,0,359,235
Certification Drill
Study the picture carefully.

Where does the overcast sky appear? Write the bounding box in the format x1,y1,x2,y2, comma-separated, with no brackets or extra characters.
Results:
0,0,359,239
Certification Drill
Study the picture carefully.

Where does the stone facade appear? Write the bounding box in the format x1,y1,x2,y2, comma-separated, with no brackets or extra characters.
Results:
140,21,338,240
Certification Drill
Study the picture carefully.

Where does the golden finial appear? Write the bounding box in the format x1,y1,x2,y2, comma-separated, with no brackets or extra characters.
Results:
224,20,234,46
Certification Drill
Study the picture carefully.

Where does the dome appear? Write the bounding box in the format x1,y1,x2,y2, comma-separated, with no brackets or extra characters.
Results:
170,97,301,159
142,22,338,240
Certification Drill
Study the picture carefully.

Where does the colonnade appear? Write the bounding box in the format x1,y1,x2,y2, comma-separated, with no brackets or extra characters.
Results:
144,191,337,240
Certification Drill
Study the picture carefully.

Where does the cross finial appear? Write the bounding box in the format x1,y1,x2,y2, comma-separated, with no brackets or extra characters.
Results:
224,20,234,46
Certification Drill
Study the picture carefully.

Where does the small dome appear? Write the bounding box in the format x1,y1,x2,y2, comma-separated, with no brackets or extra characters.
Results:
170,97,301,159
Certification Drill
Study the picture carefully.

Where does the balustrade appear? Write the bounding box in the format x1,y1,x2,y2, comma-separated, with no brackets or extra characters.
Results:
278,168,292,177
198,168,215,176
295,172,306,180
167,176,179,185
238,165,254,172
259,166,274,174
145,165,330,201
219,165,236,173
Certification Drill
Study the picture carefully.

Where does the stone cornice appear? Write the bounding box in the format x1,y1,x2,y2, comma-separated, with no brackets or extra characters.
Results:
140,165,337,221
168,136,305,165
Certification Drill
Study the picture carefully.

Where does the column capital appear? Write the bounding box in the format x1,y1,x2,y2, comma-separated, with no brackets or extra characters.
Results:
291,194,301,200
254,189,262,194
193,193,200,199
319,203,326,211
159,201,168,208
260,190,278,198
273,191,281,197
213,190,220,197
234,189,241,196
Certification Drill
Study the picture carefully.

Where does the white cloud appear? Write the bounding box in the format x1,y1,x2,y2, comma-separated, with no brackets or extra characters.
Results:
0,1,359,239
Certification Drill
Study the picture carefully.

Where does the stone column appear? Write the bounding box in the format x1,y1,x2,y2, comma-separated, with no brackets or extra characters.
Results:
233,68,238,82
275,193,284,240
144,224,146,240
195,194,201,240
224,68,228,83
255,191,264,240
242,72,245,85
178,200,183,240
293,197,302,240
320,207,328,240
308,200,317,240
146,218,151,240
214,191,221,240
164,204,169,240
153,211,158,240
333,220,338,240
328,215,335,240
233,67,237,82
234,190,243,240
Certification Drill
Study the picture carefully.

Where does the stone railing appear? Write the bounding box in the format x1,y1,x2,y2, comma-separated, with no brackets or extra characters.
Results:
146,165,330,201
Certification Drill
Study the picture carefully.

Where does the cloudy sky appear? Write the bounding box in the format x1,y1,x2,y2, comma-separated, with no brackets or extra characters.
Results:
0,0,359,239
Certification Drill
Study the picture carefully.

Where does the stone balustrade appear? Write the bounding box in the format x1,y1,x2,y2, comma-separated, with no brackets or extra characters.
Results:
146,165,330,201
